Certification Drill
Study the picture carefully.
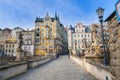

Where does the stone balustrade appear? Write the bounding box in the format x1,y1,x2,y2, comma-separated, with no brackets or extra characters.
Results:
0,56,56,80
70,55,114,80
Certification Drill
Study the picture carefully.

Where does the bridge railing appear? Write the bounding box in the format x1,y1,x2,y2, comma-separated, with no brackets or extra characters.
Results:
0,56,16,65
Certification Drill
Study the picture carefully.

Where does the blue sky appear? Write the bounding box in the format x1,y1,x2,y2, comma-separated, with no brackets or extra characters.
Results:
0,0,118,29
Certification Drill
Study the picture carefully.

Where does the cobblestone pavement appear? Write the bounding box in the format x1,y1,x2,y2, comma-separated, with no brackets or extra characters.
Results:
9,56,97,80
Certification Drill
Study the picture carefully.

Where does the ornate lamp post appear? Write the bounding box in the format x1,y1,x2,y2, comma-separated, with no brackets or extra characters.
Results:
96,7,109,66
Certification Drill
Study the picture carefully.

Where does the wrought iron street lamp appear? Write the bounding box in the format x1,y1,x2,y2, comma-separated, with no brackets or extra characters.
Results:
96,7,109,66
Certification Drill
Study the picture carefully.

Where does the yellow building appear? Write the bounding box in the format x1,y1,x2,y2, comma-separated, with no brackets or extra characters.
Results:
34,13,64,56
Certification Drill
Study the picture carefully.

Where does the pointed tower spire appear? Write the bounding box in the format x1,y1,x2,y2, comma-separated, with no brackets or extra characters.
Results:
55,11,58,20
47,12,49,16
58,14,59,21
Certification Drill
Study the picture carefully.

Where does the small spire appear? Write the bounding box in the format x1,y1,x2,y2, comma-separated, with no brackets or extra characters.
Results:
46,12,49,16
58,14,59,21
55,11,57,20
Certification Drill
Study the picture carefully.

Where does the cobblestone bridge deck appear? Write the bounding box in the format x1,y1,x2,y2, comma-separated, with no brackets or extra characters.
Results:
9,56,97,80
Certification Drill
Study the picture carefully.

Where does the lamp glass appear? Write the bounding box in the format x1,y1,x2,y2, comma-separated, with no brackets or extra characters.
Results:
96,7,104,17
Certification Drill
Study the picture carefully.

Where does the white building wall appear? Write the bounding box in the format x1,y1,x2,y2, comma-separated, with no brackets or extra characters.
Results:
68,29,73,49
4,43,19,56
22,45,34,56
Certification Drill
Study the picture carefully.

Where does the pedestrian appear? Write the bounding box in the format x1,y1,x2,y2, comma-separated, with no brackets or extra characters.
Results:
56,53,59,59
68,50,70,58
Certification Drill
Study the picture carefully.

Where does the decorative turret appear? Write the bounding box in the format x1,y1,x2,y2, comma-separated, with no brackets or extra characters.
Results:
45,12,50,21
55,12,58,20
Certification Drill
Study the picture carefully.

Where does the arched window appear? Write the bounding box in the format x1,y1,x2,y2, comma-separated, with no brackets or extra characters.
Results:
9,45,11,48
36,33,39,37
12,45,14,48
6,45,8,48
9,49,11,53
37,28,40,32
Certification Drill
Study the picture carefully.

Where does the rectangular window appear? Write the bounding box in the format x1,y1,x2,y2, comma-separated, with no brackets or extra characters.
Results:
74,34,76,37
9,45,11,48
9,49,10,53
50,23,52,26
50,33,52,38
46,33,48,37
50,39,53,43
6,45,8,48
46,27,48,31
82,30,84,32
42,34,44,38
42,40,44,43
81,34,83,37
42,28,44,32
88,34,90,37
12,49,14,53
12,45,14,48
46,23,48,26
35,39,39,43
76,30,78,32
36,28,40,32
29,46,30,50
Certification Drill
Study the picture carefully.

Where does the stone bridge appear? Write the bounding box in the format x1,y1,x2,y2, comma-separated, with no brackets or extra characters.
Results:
8,56,97,80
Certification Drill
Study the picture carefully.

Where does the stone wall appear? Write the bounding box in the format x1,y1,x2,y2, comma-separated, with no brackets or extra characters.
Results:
28,56,56,68
0,56,56,80
109,24,120,80
0,62,27,80
70,55,113,80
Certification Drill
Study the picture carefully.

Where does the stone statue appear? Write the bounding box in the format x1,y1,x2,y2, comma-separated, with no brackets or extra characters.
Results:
16,32,23,61
85,24,102,57
17,32,23,51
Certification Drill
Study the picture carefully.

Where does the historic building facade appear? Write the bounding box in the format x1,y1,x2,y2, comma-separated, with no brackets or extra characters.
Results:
68,23,91,55
0,28,11,56
62,27,68,54
68,25,74,54
11,27,24,39
3,27,24,56
34,13,64,56
4,39,19,56
21,29,34,56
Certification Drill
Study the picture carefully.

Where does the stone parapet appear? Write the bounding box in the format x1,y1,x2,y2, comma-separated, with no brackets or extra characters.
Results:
70,55,114,80
0,62,27,80
0,56,56,80
28,56,56,68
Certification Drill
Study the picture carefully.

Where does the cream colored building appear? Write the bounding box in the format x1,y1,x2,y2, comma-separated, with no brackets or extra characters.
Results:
34,13,64,56
0,28,11,56
68,23,91,55
4,39,19,56
21,29,34,56
68,25,74,54
11,27,24,39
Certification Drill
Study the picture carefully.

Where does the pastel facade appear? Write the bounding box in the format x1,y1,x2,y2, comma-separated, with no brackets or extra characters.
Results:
68,23,91,55
4,39,19,56
0,28,11,56
21,29,34,56
34,13,64,56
